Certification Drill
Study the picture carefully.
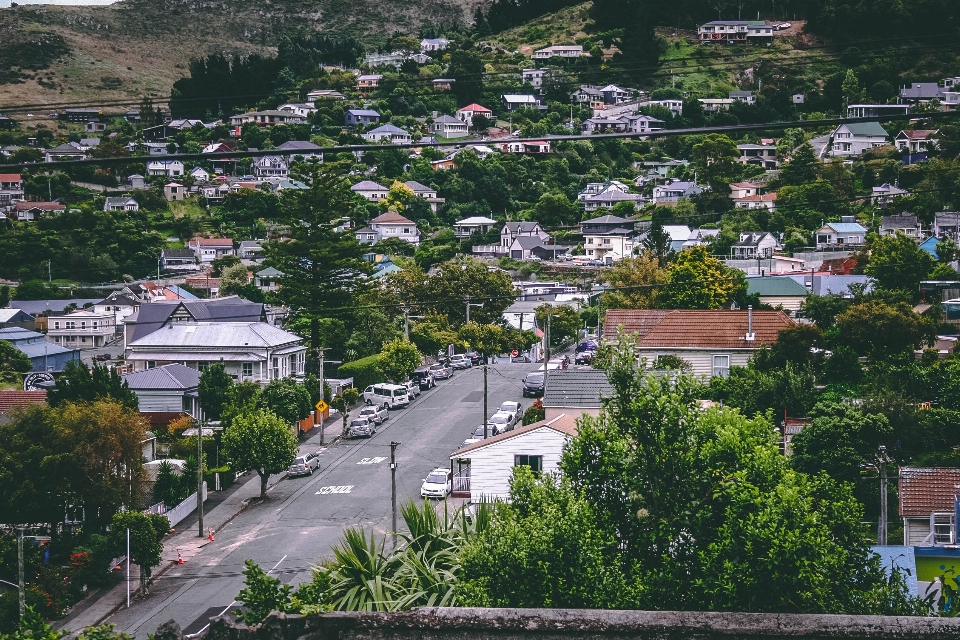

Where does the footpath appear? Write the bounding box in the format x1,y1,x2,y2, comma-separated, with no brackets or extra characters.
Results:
54,412,346,634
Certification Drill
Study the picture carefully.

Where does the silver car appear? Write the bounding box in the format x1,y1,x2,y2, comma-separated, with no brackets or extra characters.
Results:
430,363,453,379
287,452,320,477
348,417,376,438
359,406,386,425
449,354,471,370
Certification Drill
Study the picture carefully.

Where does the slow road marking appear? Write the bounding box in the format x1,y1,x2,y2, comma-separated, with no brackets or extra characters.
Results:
315,485,354,495
357,457,386,465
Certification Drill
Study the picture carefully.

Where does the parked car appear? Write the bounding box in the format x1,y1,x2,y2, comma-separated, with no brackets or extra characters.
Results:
287,452,320,477
359,405,387,425
449,353,471,369
487,412,515,432
576,340,598,353
363,383,410,409
458,437,481,449
404,379,421,398
347,417,376,438
412,366,436,390
523,372,545,397
499,401,523,416
511,354,531,363
429,362,453,379
472,423,504,439
93,353,112,361
575,350,595,365
420,468,453,499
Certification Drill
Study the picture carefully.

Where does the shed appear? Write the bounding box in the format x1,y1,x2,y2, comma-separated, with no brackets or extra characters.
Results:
745,277,810,314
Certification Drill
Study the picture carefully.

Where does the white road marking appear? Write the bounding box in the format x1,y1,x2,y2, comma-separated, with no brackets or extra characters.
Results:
315,485,354,495
356,457,386,465
186,555,286,638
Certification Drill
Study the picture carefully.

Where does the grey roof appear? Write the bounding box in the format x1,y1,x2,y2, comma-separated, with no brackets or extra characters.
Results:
785,274,872,297
351,180,387,191
881,214,920,227
122,363,200,391
97,292,139,307
543,369,614,409
505,221,540,233
585,191,641,202
347,109,381,117
900,82,943,100
0,309,33,323
128,322,303,349
511,236,545,249
0,327,42,342
581,214,633,225
404,180,434,193
433,115,461,124
105,196,137,206
11,340,77,360
162,248,196,258
367,124,410,135
124,297,265,343
276,140,323,151
10,299,101,315
256,267,284,277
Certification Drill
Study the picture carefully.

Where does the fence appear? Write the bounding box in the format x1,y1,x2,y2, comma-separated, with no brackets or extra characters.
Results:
150,482,207,528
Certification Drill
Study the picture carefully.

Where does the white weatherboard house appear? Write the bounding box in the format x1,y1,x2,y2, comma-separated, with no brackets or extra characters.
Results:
125,322,307,382
122,363,202,420
831,122,889,157
449,413,578,503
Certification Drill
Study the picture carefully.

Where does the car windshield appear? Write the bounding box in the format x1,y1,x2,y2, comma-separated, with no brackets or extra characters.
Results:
360,407,375,414
525,374,544,384
426,473,447,484
430,364,442,370
500,403,517,412
472,425,493,438
293,457,306,466
490,414,508,424
350,419,368,426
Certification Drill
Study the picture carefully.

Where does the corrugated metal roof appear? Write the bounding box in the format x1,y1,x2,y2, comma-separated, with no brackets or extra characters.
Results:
604,309,794,348
746,277,809,297
450,413,579,457
824,222,867,233
122,363,200,390
543,369,613,408
899,467,960,517
129,322,302,349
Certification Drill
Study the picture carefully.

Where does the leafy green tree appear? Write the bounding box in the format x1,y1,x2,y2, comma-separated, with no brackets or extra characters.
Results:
521,399,544,425
152,461,185,508
601,252,664,309
790,401,891,483
935,237,959,263
834,301,935,361
331,387,360,433
219,263,250,297
258,378,312,425
110,510,169,595
377,339,423,383
448,48,484,106
210,254,242,277
841,69,865,109
777,142,820,186
707,361,817,418
457,323,502,358
422,258,517,327
48,361,138,411
222,409,298,499
531,192,579,227
266,163,371,373
235,559,294,624
0,285,9,308
761,324,825,371
656,245,745,309
641,214,673,267
801,294,850,330
0,341,31,383
534,305,580,348
198,362,234,421
865,232,934,298
691,134,741,189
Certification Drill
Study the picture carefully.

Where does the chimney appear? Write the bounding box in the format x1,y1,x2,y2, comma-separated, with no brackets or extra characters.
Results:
745,305,755,341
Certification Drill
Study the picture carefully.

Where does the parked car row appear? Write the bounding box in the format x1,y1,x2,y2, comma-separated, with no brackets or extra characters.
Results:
457,400,526,450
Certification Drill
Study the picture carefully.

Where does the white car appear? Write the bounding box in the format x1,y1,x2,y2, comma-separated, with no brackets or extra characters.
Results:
404,379,421,398
449,354,471,370
359,406,387,425
500,401,522,416
471,423,503,439
420,468,453,499
487,412,515,433
348,417,376,438
287,452,320,477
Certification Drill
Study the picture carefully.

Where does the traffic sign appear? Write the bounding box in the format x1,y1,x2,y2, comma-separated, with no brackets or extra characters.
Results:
511,350,519,357
315,400,328,413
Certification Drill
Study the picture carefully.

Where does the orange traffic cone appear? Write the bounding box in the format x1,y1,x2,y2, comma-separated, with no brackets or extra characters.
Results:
208,528,215,542
177,550,184,565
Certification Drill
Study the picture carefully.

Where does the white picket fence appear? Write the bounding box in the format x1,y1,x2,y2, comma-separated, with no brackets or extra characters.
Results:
146,482,207,528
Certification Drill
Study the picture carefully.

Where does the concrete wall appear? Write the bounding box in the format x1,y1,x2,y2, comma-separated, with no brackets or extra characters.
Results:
154,608,960,640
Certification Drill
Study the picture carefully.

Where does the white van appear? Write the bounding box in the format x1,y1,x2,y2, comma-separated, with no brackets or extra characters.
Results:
363,383,410,409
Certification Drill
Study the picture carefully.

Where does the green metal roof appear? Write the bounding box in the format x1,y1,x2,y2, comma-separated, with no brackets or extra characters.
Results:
747,277,809,297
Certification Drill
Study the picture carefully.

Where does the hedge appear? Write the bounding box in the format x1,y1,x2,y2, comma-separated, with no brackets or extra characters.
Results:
337,353,383,392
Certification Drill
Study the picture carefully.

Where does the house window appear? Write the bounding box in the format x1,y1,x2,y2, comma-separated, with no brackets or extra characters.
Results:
713,354,730,378
146,361,156,369
198,362,209,372
242,362,253,377
54,322,60,329
515,455,543,473
65,321,75,329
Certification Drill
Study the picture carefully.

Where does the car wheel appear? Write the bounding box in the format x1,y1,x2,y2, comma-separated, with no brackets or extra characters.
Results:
308,467,313,475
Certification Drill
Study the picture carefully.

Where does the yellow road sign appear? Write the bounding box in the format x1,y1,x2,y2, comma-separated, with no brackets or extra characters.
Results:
315,400,329,413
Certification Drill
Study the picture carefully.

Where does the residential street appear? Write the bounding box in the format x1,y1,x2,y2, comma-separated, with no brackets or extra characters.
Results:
102,362,532,638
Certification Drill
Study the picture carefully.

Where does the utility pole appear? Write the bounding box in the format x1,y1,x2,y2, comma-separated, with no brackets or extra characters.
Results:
483,365,488,439
877,445,892,545
404,305,410,340
197,423,204,537
466,297,482,324
17,526,24,622
126,528,131,608
390,442,400,551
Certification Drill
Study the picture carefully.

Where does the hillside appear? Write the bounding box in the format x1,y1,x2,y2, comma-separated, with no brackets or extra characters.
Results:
0,0,482,109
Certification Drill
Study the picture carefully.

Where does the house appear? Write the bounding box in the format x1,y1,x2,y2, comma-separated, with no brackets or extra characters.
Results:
146,160,185,177
733,192,778,211
729,183,759,199
582,190,643,213
745,277,810,314
430,115,469,138
699,98,735,112
254,267,283,292
14,201,65,221
737,144,778,169
880,214,922,237
501,94,543,112
357,74,382,90
46,309,117,350
277,102,318,118
899,467,960,546
0,327,78,372
830,122,890,157
456,104,493,128
895,129,940,154
369,211,420,245
846,104,911,119
122,296,264,347
122,364,202,425
128,174,147,190
637,99,684,116
355,228,377,245
580,214,637,262
0,173,24,211
501,222,549,250
449,413,579,502
190,167,210,183
403,181,445,212
253,156,289,178
581,114,664,135
454,216,497,239
871,183,911,206
604,308,795,378
432,79,455,91
0,309,35,330
351,180,389,201
345,109,382,127
578,180,631,201
93,291,142,324
306,89,346,102
792,93,805,104
729,90,756,105
661,225,694,253
276,140,324,160
103,196,139,212
238,241,264,260
533,45,585,59
571,84,632,106
500,140,551,154
934,212,960,239
521,68,546,90
64,108,103,122
900,82,946,105
420,37,449,52
163,183,185,202
730,232,781,259
160,248,199,272
44,142,86,163
363,124,412,144
125,321,307,381
431,154,458,171
201,142,238,174
228,110,305,127
188,237,234,262
815,218,868,249
652,179,705,203
542,369,614,420
698,20,774,43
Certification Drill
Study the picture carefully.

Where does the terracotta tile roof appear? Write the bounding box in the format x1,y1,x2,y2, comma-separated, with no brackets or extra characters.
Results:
0,390,47,415
450,413,579,457
370,211,415,225
16,201,65,211
190,237,233,246
899,467,960,517
0,174,22,182
899,129,938,140
604,309,794,349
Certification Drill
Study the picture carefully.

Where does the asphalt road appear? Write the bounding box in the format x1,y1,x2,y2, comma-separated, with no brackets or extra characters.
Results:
104,361,534,638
